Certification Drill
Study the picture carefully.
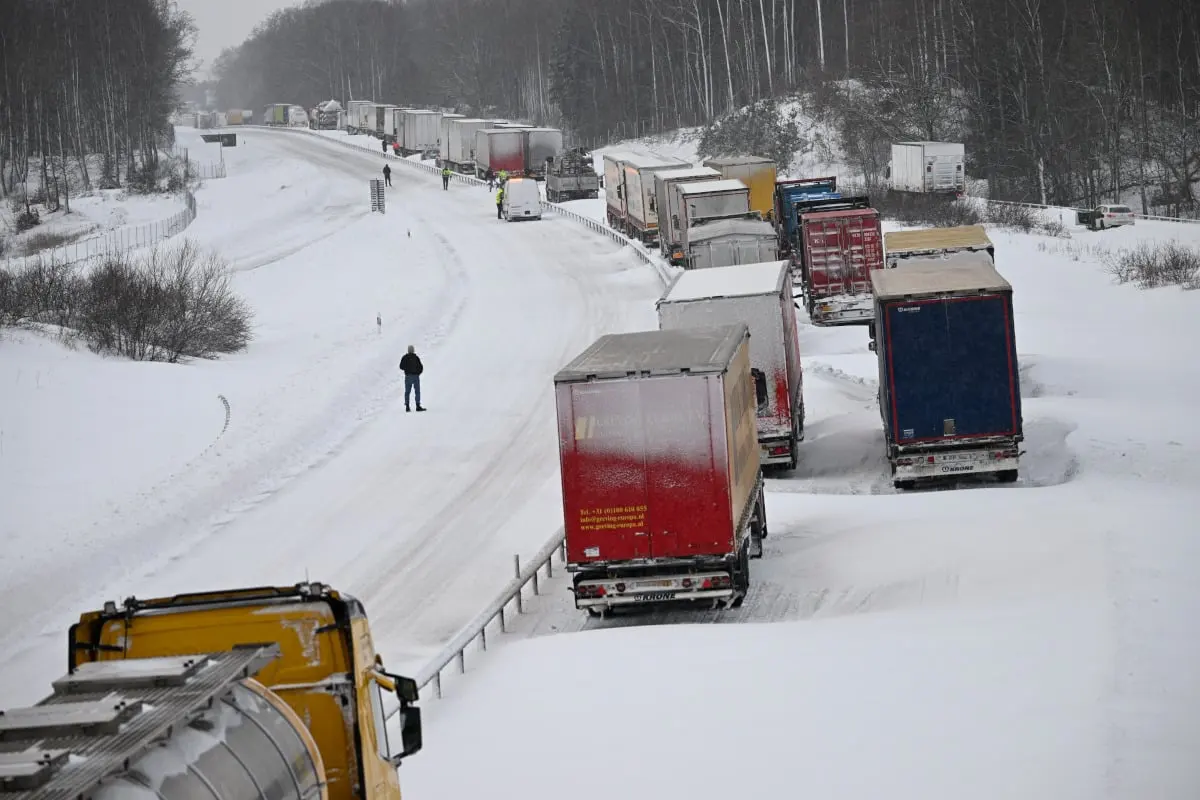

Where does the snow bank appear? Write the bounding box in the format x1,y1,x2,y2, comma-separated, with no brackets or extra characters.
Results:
408,606,1107,800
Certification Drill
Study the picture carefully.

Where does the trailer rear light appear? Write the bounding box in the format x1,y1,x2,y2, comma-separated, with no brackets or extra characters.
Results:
896,458,914,466
769,445,790,456
682,578,693,588
927,456,936,464
710,575,732,589
615,582,626,593
993,449,1018,459
575,584,607,599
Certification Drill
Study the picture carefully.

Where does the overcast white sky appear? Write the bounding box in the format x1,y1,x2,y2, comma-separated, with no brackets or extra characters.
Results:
178,0,300,74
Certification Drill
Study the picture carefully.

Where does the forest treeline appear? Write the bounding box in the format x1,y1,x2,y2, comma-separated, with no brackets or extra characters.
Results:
0,0,193,206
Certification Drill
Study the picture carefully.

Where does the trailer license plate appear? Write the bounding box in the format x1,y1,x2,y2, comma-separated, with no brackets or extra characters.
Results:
638,592,676,602
640,579,674,588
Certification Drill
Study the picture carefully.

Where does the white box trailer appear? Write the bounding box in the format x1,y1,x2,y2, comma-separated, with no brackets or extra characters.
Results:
684,218,780,271
523,128,563,179
401,110,441,156
602,151,638,230
655,166,722,259
889,141,965,194
351,102,378,134
676,179,751,231
375,104,400,140
345,100,372,133
621,155,688,246
438,113,465,157
657,260,805,469
442,118,488,172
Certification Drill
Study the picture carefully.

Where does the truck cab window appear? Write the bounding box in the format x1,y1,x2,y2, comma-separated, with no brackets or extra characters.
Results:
369,679,391,760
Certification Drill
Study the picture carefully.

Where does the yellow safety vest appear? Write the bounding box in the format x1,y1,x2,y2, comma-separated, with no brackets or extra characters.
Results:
496,190,504,203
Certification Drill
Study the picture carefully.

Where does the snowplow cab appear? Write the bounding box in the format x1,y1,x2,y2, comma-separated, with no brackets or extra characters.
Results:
67,581,422,800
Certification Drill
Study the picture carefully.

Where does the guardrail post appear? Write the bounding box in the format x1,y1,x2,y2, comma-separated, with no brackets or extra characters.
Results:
499,605,506,633
514,555,524,613
480,624,488,652
456,649,465,675
433,671,443,699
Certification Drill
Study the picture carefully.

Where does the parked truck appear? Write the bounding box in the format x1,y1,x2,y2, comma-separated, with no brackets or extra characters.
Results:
703,156,778,221
263,103,288,126
670,179,778,269
883,225,994,270
438,112,465,156
475,127,526,178
441,117,488,172
545,148,600,201
556,325,768,614
786,195,884,326
889,141,966,195
618,155,688,246
655,166,722,261
346,100,374,134
524,128,564,179
869,261,1023,489
773,176,840,259
657,260,805,469
1,582,422,800
602,151,638,231
401,110,442,157
681,217,780,270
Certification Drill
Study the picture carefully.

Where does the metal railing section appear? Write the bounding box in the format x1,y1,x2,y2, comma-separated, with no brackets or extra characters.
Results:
3,190,199,268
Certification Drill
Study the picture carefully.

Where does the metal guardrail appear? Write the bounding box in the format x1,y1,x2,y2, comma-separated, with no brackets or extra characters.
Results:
406,531,569,704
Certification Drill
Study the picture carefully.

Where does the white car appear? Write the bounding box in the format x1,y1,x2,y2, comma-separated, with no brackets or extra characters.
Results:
1081,204,1136,230
503,177,542,221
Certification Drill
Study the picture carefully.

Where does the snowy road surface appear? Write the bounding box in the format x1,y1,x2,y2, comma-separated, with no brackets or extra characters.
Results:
0,127,661,705
405,227,1200,799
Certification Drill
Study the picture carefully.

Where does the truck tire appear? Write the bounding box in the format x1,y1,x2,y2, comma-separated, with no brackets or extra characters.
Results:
731,544,750,607
894,479,916,491
996,469,1018,483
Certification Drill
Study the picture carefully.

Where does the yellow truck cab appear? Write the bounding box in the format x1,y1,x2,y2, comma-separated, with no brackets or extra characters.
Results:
0,582,421,800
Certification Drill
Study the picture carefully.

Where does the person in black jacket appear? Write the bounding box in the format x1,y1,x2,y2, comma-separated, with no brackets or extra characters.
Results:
399,345,425,412
382,163,392,187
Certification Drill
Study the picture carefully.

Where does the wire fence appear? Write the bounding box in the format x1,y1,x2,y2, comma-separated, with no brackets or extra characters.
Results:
2,190,198,269
165,144,228,181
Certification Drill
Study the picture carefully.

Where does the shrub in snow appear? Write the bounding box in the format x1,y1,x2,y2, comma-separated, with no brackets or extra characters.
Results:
1103,242,1200,290
697,99,808,174
0,239,253,361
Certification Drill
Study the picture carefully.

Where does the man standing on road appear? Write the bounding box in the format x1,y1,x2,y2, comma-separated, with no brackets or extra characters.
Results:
382,139,388,154
399,345,425,412
442,167,452,190
495,185,505,219
383,163,392,187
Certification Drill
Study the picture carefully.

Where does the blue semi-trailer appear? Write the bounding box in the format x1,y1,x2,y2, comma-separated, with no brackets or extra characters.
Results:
868,260,1024,489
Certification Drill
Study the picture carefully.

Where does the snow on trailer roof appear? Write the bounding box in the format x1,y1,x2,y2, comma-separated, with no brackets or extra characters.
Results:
686,217,774,242
870,260,1012,300
656,166,721,180
678,179,748,195
659,261,789,304
884,225,992,254
621,154,688,169
554,325,750,383
703,155,774,166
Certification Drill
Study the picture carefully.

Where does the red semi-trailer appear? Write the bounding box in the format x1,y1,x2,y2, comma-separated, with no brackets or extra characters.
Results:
554,324,767,615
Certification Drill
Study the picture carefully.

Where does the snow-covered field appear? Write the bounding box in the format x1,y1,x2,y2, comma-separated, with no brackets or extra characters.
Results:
4,123,1200,798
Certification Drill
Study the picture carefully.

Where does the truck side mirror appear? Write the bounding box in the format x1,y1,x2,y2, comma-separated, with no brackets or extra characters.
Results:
390,705,423,764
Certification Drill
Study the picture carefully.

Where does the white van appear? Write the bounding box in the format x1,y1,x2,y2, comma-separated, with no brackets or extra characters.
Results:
503,178,542,221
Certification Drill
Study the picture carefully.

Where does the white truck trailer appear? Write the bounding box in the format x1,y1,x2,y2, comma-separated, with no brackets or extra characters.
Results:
657,260,805,469
889,142,966,195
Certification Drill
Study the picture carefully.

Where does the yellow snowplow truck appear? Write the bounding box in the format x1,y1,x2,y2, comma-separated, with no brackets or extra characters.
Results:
0,582,422,800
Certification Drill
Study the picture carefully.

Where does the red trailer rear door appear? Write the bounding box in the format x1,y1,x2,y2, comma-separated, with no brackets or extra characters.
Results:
802,210,883,299
639,374,732,559
561,381,652,563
